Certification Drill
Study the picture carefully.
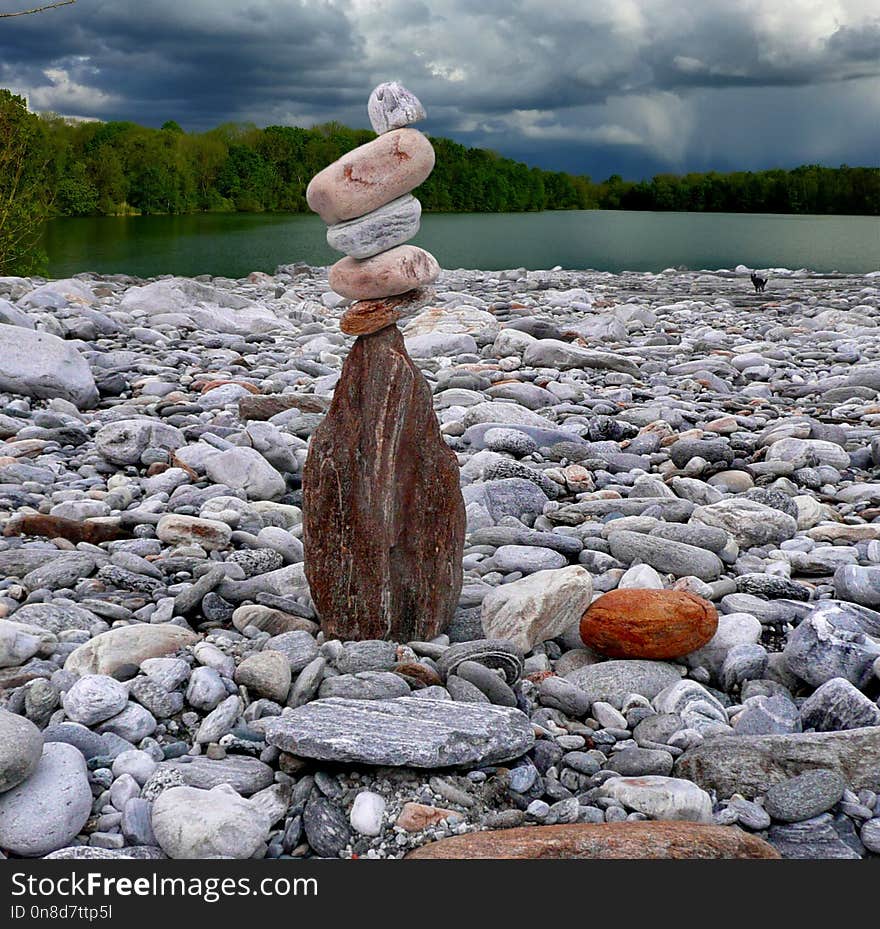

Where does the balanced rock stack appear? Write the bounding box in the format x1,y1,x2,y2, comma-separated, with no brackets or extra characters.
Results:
302,83,466,642
307,81,439,334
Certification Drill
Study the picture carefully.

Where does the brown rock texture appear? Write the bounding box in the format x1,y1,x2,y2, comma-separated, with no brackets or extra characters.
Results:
340,288,433,336
238,393,330,421
580,588,718,660
2,513,132,545
404,821,780,859
302,325,465,641
306,128,435,225
329,245,440,301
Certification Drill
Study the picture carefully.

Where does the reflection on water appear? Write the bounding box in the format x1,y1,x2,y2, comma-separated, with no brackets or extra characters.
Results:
43,210,880,279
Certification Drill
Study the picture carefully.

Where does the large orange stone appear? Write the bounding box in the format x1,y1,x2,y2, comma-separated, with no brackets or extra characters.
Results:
579,588,718,659
405,821,779,859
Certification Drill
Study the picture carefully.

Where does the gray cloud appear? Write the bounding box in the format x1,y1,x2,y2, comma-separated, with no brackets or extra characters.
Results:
1,0,878,179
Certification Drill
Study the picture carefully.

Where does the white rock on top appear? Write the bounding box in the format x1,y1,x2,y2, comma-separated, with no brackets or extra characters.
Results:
368,81,426,134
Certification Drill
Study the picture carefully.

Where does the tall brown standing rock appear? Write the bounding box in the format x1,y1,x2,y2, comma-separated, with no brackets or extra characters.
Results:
302,325,465,641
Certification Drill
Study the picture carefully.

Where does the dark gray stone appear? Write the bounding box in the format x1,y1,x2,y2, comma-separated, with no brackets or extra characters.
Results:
156,755,273,796
764,770,845,823
604,747,674,777
303,795,351,858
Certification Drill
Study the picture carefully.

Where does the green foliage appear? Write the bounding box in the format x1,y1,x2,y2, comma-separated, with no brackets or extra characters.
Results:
607,165,880,215
0,89,50,275
30,109,597,217
10,98,878,221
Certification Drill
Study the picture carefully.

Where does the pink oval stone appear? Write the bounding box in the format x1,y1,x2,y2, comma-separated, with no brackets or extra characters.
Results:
306,129,435,225
329,246,441,300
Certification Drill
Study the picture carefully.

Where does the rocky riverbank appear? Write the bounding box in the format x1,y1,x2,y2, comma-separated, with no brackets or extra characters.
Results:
1,263,880,860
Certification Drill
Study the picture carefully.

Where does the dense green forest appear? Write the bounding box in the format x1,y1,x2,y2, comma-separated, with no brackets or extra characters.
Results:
34,106,880,219
40,113,595,216
1,87,878,274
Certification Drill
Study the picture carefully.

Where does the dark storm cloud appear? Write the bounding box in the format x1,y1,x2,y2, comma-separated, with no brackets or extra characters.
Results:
1,0,878,179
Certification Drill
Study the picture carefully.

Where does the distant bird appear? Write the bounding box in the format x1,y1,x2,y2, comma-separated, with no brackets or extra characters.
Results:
750,272,767,293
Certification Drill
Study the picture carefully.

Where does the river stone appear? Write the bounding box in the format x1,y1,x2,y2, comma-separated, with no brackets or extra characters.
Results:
0,323,99,408
566,660,682,709
45,846,166,860
607,530,723,581
0,742,92,856
329,245,440,300
306,128,435,225
302,325,465,641
480,565,593,653
22,552,97,591
327,194,421,259
156,514,232,551
318,671,410,700
234,650,291,702
9,602,99,635
157,755,274,796
61,674,129,725
799,677,880,731
95,418,184,465
0,707,43,792
404,821,779,858
767,813,861,859
204,446,286,501
763,770,846,823
367,81,426,134
675,728,880,799
261,697,534,768
597,775,713,822
691,499,797,547
834,565,880,608
522,339,640,376
151,784,270,859
65,624,200,676
579,589,718,660
304,794,351,858
435,639,524,684
783,610,880,688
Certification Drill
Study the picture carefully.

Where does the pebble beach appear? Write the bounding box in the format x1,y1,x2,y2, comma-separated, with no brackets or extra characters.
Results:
1,261,880,860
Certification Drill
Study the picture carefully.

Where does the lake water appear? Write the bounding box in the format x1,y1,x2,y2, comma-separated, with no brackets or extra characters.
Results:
43,210,880,279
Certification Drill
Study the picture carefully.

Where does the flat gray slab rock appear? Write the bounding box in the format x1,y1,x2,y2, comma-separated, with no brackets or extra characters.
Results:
262,697,534,768
675,727,880,799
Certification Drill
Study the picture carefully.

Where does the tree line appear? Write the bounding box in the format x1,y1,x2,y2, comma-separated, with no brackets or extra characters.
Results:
41,114,597,216
1,87,878,275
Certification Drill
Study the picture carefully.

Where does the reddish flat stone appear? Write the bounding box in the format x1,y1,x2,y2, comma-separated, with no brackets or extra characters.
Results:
580,588,718,660
302,325,465,641
404,822,780,859
238,393,330,421
340,289,433,336
2,513,132,545
396,802,459,832
197,379,260,394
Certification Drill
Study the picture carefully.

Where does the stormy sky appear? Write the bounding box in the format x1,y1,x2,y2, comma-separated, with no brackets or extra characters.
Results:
2,0,879,179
